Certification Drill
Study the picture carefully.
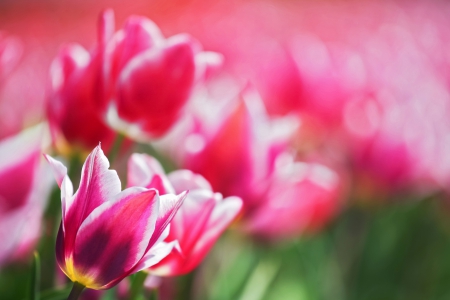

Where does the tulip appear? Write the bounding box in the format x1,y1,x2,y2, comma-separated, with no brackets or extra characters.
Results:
44,145,187,291
103,9,221,139
162,88,299,213
154,87,346,238
244,154,343,238
0,124,52,268
47,22,116,151
127,153,242,275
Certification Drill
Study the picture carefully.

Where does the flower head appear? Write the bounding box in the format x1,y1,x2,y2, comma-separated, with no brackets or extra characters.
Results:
127,153,242,276
45,145,186,289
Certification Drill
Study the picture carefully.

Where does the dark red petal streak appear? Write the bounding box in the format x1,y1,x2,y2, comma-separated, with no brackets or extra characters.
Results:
72,188,158,288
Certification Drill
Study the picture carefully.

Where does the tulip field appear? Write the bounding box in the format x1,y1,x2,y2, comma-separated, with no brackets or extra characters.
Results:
1,0,450,299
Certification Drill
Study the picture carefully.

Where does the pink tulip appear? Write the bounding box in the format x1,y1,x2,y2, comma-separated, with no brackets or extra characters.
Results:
127,153,242,275
0,124,52,267
155,87,345,238
244,154,343,238
47,28,116,151
44,145,187,289
104,10,220,139
163,88,299,213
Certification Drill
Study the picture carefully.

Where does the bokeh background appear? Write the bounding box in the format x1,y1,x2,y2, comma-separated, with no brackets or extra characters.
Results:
1,0,450,299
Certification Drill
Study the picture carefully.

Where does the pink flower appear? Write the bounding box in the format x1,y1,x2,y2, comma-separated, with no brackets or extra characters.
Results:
0,124,52,267
160,88,299,213
127,153,242,275
104,9,221,139
244,154,343,238
44,145,187,289
47,14,116,151
155,87,345,238
48,9,221,145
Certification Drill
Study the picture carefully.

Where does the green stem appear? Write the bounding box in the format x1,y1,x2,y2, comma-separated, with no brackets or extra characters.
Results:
108,133,125,163
29,252,41,300
129,271,148,300
149,289,159,300
66,282,85,300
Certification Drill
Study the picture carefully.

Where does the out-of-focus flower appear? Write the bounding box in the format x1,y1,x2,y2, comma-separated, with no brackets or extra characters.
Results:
48,9,221,148
104,9,222,140
127,153,242,275
0,124,52,268
44,145,187,290
160,88,299,212
244,154,343,238
155,87,344,238
47,12,116,152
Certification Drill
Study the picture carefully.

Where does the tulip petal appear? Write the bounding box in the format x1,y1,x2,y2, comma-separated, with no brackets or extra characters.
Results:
63,145,121,263
147,192,187,251
191,196,242,259
111,15,163,81
0,124,44,211
43,154,74,226
170,190,216,252
43,155,67,188
167,170,212,194
133,240,180,272
70,187,159,289
117,36,196,136
127,154,174,194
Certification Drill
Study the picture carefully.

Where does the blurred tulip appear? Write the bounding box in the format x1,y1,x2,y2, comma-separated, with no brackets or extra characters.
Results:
161,88,299,212
47,23,116,151
128,153,242,275
155,87,345,238
44,145,187,290
0,124,52,268
244,154,343,238
104,9,221,140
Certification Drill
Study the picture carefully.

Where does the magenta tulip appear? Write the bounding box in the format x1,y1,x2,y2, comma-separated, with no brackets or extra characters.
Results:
104,10,219,139
47,31,116,151
45,145,187,289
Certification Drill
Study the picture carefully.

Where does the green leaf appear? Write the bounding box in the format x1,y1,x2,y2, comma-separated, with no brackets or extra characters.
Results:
28,252,41,300
129,271,148,300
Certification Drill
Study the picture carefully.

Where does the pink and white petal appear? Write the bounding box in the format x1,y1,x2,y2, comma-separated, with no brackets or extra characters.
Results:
169,190,217,252
71,187,159,288
132,240,180,273
0,124,51,214
127,154,174,194
127,153,156,187
63,145,121,259
43,155,67,188
146,192,187,251
163,196,240,275
146,175,174,195
101,240,179,290
43,155,73,224
167,170,212,194
111,15,163,79
191,195,242,258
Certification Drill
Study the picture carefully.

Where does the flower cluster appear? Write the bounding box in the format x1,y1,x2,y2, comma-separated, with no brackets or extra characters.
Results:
1,1,450,299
